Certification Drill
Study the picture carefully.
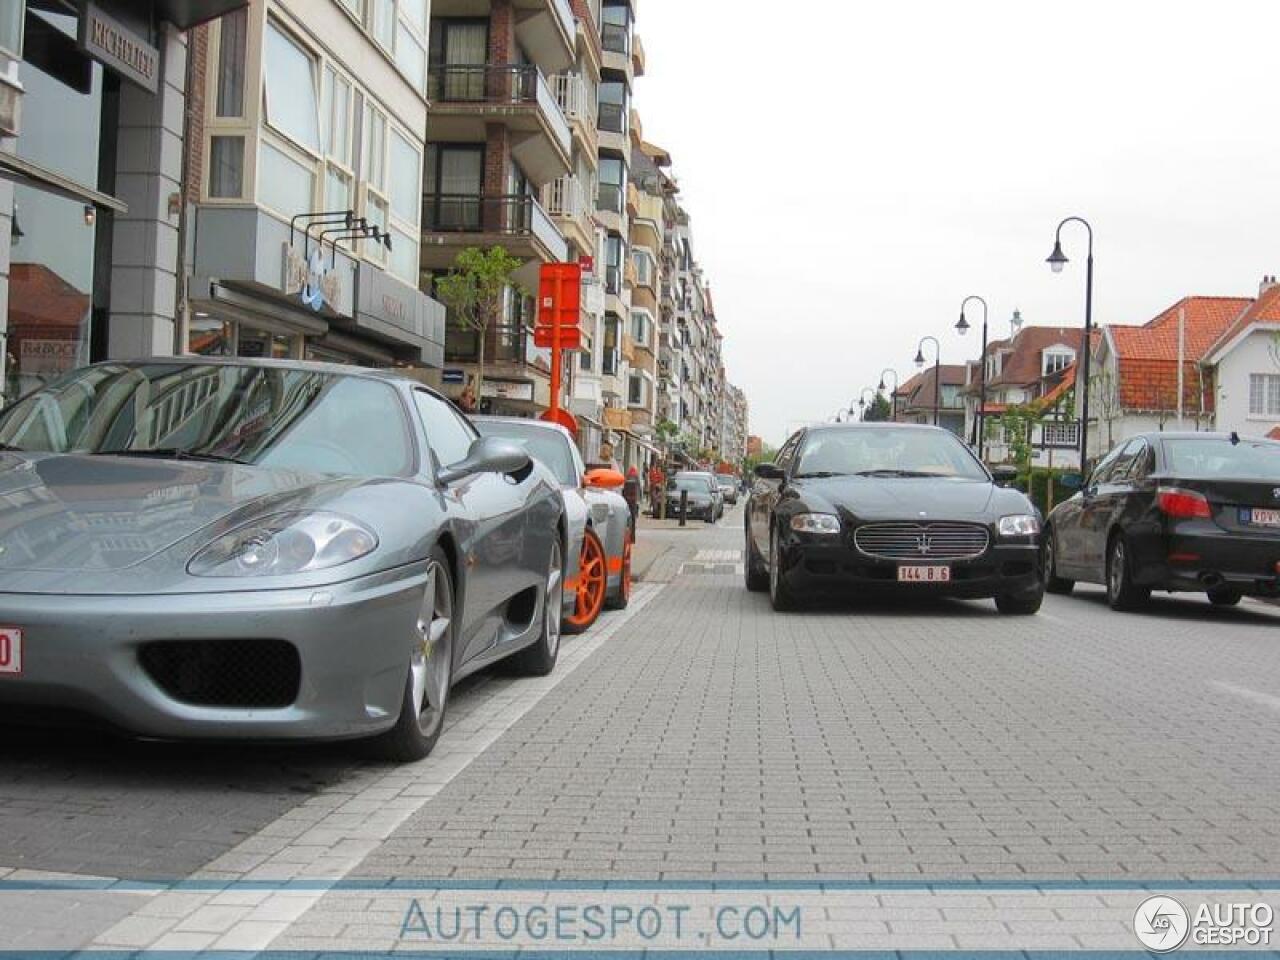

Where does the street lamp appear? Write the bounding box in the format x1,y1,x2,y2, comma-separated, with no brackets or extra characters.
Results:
855,387,877,421
956,296,989,459
914,336,941,426
878,369,899,421
1047,216,1095,469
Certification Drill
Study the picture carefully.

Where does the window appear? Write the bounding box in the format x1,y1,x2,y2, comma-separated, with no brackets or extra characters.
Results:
0,0,22,58
628,374,645,406
602,316,620,375
1043,350,1073,376
263,22,321,153
215,7,248,118
604,234,624,294
389,128,420,223
630,310,651,349
425,144,483,229
259,141,315,216
395,20,426,89
209,137,245,198
413,390,477,470
336,0,362,19
598,156,625,213
601,0,630,55
321,67,353,211
632,249,654,287
1248,373,1280,417
364,104,387,191
598,79,627,135
370,0,394,50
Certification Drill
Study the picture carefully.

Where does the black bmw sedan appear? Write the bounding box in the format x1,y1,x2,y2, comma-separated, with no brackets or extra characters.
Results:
745,424,1044,614
1044,432,1280,610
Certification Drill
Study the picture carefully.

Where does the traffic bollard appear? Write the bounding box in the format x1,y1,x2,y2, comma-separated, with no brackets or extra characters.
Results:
679,490,688,527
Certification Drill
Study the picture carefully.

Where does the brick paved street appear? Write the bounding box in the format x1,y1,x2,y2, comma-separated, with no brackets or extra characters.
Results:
4,505,1280,951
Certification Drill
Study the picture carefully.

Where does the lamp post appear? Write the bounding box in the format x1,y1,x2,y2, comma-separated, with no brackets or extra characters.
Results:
956,296,989,459
1047,216,1094,470
854,387,877,421
914,336,941,426
878,369,899,421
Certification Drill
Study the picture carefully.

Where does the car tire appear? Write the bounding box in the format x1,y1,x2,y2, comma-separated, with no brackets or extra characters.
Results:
1043,528,1075,595
604,524,633,611
369,545,455,763
1207,586,1242,607
995,582,1045,615
1106,534,1150,612
509,537,564,677
744,520,768,592
564,528,606,635
768,526,799,612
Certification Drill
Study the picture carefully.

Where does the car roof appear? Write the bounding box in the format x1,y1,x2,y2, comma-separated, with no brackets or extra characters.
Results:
472,415,575,443
80,355,428,387
804,422,951,434
1142,431,1279,443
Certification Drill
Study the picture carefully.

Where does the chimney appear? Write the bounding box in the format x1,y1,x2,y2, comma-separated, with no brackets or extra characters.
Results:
1261,275,1279,296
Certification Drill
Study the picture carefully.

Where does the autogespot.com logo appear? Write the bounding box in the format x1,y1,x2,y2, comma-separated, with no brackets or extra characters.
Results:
1133,895,1191,952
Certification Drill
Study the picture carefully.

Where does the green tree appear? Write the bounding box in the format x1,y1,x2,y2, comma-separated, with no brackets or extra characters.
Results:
862,392,892,422
434,246,524,399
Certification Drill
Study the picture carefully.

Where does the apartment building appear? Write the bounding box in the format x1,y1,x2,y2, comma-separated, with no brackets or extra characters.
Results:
721,382,748,464
624,135,664,435
183,0,446,367
0,0,245,403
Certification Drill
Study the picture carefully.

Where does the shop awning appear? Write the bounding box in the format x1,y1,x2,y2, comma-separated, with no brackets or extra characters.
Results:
0,150,128,214
154,0,250,29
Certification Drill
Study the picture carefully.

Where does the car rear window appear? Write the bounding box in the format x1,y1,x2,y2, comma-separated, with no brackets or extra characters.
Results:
1162,437,1280,481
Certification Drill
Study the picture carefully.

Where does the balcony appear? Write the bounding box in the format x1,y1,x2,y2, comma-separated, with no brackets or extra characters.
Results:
541,175,594,254
434,0,574,72
551,73,598,157
427,64,571,185
601,21,629,57
596,181,624,219
422,193,568,283
598,101,627,136
631,33,646,76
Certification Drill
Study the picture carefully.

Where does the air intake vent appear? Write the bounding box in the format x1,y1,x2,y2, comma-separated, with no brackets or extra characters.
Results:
140,639,300,708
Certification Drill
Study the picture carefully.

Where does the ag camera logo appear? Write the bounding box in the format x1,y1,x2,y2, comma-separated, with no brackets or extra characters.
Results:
1133,896,1189,952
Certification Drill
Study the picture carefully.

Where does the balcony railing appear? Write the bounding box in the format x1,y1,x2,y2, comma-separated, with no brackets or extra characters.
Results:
542,175,589,222
551,73,597,126
445,322,529,365
423,193,567,260
428,64,571,153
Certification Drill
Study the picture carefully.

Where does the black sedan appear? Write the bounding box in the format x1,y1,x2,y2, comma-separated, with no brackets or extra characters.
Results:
1044,432,1280,610
745,424,1044,614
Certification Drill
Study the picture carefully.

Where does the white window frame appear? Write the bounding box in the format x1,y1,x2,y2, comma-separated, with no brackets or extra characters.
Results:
1248,373,1280,418
385,120,422,284
629,308,653,351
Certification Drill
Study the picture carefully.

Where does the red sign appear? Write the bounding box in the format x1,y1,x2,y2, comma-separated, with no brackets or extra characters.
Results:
534,262,583,350
578,254,595,275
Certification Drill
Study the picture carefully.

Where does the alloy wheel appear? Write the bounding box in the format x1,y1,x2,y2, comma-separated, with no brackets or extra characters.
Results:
410,560,452,739
545,540,564,657
1108,539,1124,601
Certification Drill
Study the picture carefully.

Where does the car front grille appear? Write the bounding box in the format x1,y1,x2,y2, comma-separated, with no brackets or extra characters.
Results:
139,639,301,709
853,522,990,561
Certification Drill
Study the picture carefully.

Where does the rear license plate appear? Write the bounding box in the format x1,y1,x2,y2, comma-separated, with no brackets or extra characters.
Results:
1244,508,1280,527
897,565,951,583
0,627,22,676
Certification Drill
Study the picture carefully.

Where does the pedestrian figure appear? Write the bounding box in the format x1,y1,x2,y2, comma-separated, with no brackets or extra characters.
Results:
622,466,641,528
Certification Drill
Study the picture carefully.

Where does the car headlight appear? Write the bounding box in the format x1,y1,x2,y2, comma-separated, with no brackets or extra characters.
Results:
791,513,841,535
188,512,379,577
997,514,1040,538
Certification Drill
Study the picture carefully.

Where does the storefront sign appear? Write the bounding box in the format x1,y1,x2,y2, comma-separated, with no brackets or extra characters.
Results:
19,339,81,376
282,244,340,312
481,380,534,402
442,369,466,385
79,4,159,94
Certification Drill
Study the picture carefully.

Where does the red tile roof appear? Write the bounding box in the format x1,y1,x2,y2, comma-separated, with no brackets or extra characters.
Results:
987,326,1087,388
1203,285,1280,361
895,364,966,412
1108,296,1252,411
7,262,91,334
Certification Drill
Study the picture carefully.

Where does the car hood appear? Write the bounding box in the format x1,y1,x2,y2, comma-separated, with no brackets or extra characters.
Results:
0,452,367,575
790,476,1010,522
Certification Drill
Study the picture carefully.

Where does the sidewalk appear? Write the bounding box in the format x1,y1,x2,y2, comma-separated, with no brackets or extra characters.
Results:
632,509,734,583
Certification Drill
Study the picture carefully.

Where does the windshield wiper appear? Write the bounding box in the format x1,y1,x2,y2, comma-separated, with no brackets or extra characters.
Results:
0,443,26,452
853,469,940,478
90,448,251,465
794,471,849,479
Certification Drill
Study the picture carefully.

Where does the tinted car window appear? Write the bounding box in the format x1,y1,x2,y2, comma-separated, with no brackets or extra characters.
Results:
1162,437,1280,480
475,421,577,486
795,428,987,480
413,390,476,469
1108,438,1146,484
0,363,415,477
671,473,714,493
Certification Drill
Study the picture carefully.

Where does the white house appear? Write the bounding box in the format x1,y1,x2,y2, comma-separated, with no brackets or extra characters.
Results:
1202,278,1280,442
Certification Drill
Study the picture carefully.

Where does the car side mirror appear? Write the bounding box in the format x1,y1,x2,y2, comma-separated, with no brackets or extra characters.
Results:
754,462,785,480
438,437,531,486
991,465,1018,487
585,467,625,490
1058,472,1084,491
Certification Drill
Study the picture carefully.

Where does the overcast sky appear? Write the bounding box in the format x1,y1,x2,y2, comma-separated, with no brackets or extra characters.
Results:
634,0,1280,446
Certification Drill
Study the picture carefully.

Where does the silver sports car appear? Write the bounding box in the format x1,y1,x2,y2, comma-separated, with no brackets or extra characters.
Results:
474,417,633,633
0,358,566,761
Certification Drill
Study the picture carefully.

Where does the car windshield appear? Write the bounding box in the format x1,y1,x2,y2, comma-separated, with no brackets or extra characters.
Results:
0,362,415,477
672,474,713,493
1162,437,1280,481
475,421,578,486
794,428,988,480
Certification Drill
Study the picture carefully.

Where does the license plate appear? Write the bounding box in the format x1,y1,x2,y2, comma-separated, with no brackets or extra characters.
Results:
1246,508,1280,528
0,627,22,676
897,565,951,583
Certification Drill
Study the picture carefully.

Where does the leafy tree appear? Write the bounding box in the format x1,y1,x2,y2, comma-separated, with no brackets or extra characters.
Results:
435,246,524,399
862,392,892,422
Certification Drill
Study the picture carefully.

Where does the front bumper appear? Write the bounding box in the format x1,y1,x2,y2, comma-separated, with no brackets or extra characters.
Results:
0,564,428,741
667,500,714,520
1135,524,1280,597
777,534,1042,599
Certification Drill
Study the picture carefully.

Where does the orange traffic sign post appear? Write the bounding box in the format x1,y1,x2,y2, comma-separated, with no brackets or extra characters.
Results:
536,262,582,436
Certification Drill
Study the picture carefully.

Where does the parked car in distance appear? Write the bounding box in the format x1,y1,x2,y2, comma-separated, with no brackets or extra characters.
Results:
745,423,1045,614
474,417,634,634
1044,432,1280,610
668,472,720,522
716,474,739,505
0,359,567,762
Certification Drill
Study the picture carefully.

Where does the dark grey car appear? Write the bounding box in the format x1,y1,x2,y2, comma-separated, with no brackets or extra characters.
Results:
0,359,566,761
